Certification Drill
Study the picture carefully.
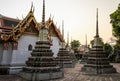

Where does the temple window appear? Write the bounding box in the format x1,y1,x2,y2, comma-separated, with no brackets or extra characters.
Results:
28,44,32,51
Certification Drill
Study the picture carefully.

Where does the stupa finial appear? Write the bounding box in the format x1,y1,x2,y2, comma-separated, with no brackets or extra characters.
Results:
42,0,45,28
93,8,103,46
96,8,99,37
39,0,48,41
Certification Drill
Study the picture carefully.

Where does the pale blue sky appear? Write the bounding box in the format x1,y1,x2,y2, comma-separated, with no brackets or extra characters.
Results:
0,0,120,44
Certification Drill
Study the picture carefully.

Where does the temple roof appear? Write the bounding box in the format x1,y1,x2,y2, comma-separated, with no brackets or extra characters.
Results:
0,10,63,42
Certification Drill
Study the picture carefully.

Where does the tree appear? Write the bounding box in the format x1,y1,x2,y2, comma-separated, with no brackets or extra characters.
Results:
110,3,120,49
70,40,80,53
103,43,113,57
110,4,120,62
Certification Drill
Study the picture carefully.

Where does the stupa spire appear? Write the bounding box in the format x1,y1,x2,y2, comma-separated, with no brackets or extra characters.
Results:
96,8,99,37
85,34,87,47
42,0,45,28
39,0,48,41
62,20,64,41
67,32,69,45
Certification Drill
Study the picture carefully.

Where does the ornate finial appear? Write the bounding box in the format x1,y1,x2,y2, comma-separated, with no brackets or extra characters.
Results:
49,14,51,20
30,2,33,12
33,6,35,13
42,0,45,28
96,8,99,37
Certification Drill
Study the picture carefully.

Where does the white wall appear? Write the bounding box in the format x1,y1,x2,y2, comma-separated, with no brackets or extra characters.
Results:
51,37,61,57
0,35,62,65
11,35,38,65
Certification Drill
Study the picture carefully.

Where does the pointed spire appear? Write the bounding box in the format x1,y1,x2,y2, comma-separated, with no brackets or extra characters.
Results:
93,8,102,46
67,32,69,45
71,36,73,43
42,0,45,28
38,0,48,41
49,14,51,20
62,20,64,41
96,8,99,37
85,34,87,47
30,2,33,12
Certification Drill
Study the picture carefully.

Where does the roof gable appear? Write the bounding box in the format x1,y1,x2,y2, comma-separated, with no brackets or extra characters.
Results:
10,10,39,41
24,20,38,35
46,18,63,42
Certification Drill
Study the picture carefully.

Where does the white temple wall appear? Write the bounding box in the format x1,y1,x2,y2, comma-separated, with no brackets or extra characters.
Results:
1,35,62,65
11,35,38,65
0,43,3,64
51,37,61,57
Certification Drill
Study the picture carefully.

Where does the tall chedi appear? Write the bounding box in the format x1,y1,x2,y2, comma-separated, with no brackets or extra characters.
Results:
55,21,75,68
81,9,116,74
19,0,64,80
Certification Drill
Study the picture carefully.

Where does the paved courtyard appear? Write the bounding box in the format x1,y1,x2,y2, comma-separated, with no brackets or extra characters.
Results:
0,62,120,81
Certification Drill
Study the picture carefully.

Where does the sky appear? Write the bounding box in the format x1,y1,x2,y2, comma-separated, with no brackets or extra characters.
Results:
0,0,120,45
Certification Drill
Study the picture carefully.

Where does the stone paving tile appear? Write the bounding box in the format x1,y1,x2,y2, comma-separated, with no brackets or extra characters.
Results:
0,62,120,81
52,62,120,81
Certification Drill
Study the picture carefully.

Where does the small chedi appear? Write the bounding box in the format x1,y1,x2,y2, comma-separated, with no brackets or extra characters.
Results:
80,46,89,64
80,35,89,64
81,9,116,74
55,28,75,68
56,46,75,68
19,0,63,80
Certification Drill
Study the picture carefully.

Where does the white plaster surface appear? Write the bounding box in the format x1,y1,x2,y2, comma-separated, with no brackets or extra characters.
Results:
11,35,37,65
51,37,61,57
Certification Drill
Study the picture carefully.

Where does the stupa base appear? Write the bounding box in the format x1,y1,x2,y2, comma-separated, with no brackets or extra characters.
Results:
0,65,24,75
19,71,64,81
58,62,75,68
81,66,116,74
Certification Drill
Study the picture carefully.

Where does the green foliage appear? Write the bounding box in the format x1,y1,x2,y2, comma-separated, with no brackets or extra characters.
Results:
70,40,80,53
110,3,120,48
110,4,120,38
103,43,113,57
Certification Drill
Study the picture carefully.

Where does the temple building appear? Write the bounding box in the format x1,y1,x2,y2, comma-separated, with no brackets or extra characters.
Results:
0,2,63,74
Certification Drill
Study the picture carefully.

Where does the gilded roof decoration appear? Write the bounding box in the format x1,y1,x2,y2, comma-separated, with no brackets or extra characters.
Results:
0,6,64,43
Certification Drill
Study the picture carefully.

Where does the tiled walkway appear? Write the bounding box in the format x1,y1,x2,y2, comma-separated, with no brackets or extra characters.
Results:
0,62,120,81
52,62,120,81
